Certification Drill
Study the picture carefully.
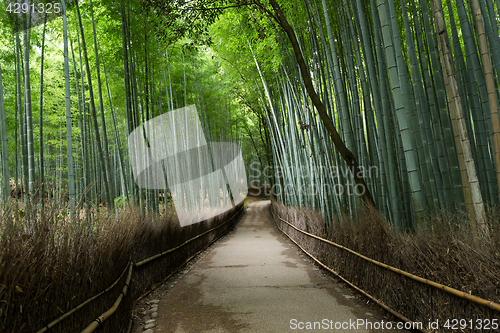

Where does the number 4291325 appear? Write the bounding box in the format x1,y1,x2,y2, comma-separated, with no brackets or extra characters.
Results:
6,2,62,15
443,319,498,330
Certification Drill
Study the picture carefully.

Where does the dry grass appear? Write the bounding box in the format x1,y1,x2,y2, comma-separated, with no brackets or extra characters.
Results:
0,200,243,333
271,198,500,332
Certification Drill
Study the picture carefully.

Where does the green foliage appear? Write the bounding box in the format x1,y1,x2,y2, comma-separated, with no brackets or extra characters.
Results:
114,195,127,208
0,0,270,209
140,0,242,46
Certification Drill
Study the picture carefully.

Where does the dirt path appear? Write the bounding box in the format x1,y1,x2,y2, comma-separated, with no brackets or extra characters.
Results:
148,200,401,332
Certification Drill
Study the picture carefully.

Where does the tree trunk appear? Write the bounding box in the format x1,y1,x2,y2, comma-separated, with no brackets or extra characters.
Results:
267,0,375,208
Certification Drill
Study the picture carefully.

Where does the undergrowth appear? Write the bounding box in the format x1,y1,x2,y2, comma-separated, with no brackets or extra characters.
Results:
271,198,500,332
0,200,243,332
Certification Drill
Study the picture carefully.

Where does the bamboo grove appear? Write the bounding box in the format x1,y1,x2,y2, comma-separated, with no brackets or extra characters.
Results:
1,0,500,238
0,0,250,226
220,0,500,238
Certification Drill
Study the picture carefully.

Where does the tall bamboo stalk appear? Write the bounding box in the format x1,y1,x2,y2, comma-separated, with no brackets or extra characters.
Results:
431,0,489,240
472,0,500,200
0,64,9,204
377,0,425,226
62,0,76,219
75,0,112,208
22,18,35,198
39,18,47,206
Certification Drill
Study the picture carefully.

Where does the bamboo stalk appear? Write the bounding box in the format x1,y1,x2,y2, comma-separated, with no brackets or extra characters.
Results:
0,64,9,204
75,0,112,208
431,0,489,240
62,0,76,220
472,0,500,201
23,14,35,197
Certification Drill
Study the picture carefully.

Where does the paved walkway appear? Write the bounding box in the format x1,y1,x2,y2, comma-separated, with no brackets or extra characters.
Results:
153,200,395,332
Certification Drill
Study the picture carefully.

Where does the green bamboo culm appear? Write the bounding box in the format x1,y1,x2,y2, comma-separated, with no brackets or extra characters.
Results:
38,17,47,207
62,0,76,221
23,13,35,200
431,0,489,241
90,0,115,203
75,0,112,209
0,64,9,204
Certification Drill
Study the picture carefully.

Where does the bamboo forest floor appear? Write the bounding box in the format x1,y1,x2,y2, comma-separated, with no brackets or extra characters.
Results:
131,200,403,333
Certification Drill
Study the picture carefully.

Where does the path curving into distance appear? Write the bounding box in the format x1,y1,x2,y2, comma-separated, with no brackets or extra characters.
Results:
148,200,403,333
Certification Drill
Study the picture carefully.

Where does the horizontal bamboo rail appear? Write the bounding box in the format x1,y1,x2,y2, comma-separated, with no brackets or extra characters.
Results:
81,263,134,333
34,205,244,333
137,224,233,302
278,224,429,333
79,205,244,333
135,206,244,267
36,261,133,333
273,210,500,313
